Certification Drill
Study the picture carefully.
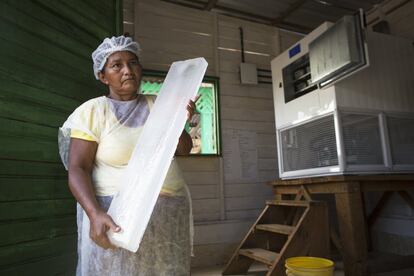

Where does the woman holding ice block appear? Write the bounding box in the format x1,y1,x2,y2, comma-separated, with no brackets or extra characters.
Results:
58,36,195,275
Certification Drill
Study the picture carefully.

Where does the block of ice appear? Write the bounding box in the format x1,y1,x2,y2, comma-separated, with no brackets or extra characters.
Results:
106,57,208,252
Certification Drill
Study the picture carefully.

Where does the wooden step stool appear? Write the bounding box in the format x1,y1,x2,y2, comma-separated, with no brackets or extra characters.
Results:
222,199,330,275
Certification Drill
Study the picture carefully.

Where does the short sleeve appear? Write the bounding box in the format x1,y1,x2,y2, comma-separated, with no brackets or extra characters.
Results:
71,129,96,142
58,97,104,170
68,99,102,141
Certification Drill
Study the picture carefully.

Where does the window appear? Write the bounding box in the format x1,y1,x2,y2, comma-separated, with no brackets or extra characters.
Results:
141,70,221,155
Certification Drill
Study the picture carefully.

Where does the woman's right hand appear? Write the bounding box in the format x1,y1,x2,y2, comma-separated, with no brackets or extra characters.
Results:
89,210,121,249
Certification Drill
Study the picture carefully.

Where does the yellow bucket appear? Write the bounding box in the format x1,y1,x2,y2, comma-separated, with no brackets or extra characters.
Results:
285,256,334,276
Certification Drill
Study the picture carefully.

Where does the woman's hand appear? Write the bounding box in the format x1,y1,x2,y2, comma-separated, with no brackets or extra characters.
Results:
186,97,199,121
89,210,121,249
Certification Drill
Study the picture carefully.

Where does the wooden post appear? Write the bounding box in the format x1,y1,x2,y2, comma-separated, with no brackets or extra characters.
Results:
335,182,369,276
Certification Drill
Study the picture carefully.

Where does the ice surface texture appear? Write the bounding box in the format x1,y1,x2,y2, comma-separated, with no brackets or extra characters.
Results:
106,57,208,252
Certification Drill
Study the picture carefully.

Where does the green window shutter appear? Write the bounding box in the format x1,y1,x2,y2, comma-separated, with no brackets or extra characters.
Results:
0,0,122,274
141,80,220,155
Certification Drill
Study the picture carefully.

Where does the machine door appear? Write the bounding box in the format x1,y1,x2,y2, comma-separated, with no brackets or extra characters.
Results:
309,10,368,88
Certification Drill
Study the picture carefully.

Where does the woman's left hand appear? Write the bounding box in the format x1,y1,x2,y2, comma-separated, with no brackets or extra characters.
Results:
186,97,198,121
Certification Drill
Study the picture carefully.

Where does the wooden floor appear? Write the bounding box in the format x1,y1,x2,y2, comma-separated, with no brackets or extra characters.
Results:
191,263,414,276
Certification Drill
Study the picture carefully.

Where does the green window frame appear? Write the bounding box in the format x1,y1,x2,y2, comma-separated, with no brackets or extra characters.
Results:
141,70,221,156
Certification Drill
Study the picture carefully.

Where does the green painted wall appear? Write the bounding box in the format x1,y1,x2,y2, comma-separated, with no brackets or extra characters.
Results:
0,0,121,274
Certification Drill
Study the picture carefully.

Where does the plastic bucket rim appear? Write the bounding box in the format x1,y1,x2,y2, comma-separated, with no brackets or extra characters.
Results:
285,256,335,270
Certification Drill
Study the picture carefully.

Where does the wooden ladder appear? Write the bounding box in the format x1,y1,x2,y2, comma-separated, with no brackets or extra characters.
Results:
222,199,330,275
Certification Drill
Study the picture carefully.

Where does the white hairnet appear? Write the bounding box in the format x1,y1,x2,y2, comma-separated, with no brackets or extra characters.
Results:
92,35,141,80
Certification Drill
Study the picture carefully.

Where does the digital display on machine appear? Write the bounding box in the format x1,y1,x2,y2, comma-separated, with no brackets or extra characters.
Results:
289,43,301,58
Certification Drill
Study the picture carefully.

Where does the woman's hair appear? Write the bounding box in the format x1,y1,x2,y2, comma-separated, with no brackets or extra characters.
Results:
92,36,140,80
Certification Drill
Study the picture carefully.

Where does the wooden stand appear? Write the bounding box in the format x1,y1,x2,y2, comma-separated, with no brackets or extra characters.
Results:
222,199,330,275
270,174,414,276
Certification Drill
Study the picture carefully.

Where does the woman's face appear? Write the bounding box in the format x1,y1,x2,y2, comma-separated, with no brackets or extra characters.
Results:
98,51,142,100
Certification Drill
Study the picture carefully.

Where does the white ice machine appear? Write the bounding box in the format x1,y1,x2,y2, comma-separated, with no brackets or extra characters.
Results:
271,12,414,179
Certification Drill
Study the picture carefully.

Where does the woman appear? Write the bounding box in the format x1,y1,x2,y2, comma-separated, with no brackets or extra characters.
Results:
58,36,194,275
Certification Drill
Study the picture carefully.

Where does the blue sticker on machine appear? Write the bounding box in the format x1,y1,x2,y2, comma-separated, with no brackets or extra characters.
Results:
289,44,301,58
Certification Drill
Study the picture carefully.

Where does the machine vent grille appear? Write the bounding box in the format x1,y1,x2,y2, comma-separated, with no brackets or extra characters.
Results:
281,115,338,172
388,116,414,165
342,113,383,165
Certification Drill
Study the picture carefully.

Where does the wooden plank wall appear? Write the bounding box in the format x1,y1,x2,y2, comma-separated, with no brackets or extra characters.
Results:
133,0,217,77
279,29,305,52
0,0,120,274
367,0,414,41
217,15,279,220
123,0,135,37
